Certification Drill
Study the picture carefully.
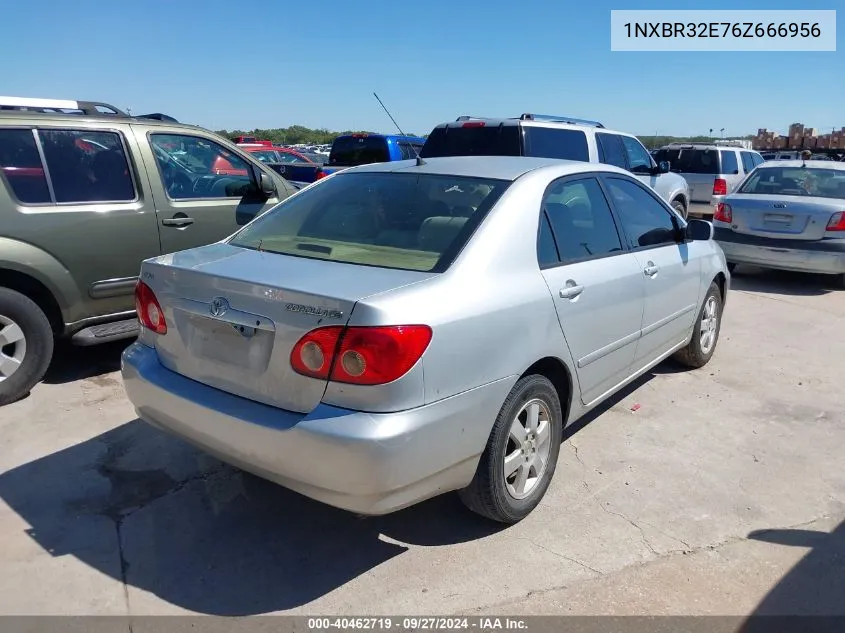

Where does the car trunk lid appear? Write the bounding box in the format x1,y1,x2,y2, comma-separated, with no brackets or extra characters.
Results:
145,243,435,413
725,195,842,241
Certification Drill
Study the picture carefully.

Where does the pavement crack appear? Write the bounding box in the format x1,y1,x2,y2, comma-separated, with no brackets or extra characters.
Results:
113,518,132,618
569,442,591,493
637,518,693,551
597,503,660,556
518,537,602,575
115,465,228,521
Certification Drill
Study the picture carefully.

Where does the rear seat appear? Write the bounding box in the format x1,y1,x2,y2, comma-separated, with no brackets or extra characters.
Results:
417,216,468,252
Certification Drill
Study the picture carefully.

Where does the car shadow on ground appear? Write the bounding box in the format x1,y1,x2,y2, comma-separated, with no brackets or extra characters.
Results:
730,266,838,297
43,339,133,385
1,352,662,615
737,519,845,630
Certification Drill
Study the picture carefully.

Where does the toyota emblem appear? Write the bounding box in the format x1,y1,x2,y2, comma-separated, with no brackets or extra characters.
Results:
210,297,230,317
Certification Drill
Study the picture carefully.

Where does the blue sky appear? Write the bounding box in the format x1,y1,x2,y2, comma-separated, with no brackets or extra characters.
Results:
2,0,841,137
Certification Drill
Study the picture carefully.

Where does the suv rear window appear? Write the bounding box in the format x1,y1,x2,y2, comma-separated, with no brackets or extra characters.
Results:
228,171,511,272
653,147,721,174
329,136,389,167
420,125,521,158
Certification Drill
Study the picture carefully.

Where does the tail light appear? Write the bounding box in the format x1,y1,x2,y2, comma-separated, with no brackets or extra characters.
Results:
826,212,845,231
713,178,728,196
135,281,167,335
316,170,327,180
461,121,486,128
290,325,433,385
714,202,732,223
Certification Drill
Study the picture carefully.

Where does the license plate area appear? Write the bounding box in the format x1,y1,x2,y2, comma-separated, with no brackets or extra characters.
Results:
763,213,793,224
185,314,274,371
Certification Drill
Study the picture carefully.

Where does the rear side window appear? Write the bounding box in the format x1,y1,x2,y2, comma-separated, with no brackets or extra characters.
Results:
329,136,389,166
0,129,51,203
39,130,135,203
596,133,627,169
720,150,739,174
542,177,623,262
420,125,521,158
228,172,511,273
740,151,756,173
523,127,588,161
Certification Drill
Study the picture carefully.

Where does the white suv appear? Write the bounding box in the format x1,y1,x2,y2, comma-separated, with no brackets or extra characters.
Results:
421,113,691,217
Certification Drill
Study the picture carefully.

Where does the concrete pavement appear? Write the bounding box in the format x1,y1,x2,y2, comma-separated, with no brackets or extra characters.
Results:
1,266,843,616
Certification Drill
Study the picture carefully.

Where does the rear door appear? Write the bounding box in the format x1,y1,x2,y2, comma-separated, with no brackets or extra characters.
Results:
602,175,701,366
537,174,645,405
0,125,161,319
721,149,743,192
134,128,286,255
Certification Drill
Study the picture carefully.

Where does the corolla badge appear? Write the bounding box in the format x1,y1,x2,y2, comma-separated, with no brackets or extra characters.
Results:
773,203,787,208
210,297,230,317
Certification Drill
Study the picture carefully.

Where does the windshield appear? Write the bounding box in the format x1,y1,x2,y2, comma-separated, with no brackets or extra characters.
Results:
421,125,521,158
328,136,389,166
228,171,511,272
738,166,845,199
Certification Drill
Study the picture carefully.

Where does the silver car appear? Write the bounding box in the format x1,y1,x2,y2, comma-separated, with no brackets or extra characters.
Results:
714,160,845,286
121,156,729,523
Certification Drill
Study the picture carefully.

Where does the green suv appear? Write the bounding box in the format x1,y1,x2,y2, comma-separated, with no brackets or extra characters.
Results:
0,97,297,405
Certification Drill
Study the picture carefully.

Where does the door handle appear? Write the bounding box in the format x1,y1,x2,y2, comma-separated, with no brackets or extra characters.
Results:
559,283,585,299
643,262,659,276
161,216,195,227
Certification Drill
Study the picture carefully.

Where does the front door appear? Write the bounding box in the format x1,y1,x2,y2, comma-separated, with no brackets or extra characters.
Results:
601,175,701,366
537,175,645,405
132,128,283,255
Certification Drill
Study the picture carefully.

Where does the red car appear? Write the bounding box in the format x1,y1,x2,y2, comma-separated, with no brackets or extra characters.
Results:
212,145,314,176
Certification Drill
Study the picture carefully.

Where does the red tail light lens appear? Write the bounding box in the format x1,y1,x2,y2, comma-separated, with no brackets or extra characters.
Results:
826,212,845,231
461,121,486,128
290,325,433,385
290,326,344,379
316,170,327,180
135,281,167,334
713,178,728,196
714,202,732,223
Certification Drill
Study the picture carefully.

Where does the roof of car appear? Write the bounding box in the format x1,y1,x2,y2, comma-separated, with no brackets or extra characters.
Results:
757,160,845,171
431,117,626,135
342,155,629,180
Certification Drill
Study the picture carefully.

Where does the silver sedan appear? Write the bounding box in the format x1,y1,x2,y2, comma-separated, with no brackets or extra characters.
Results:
714,160,845,286
121,156,729,523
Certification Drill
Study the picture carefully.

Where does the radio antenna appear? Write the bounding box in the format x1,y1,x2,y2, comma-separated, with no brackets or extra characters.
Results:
373,92,425,166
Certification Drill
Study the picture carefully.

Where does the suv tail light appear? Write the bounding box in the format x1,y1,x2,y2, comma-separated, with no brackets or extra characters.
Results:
291,325,433,385
461,121,486,128
714,202,732,223
826,211,845,231
316,169,328,180
135,281,167,334
713,178,728,196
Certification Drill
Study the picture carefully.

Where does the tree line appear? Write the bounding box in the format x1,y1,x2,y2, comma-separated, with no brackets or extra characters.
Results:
213,126,752,149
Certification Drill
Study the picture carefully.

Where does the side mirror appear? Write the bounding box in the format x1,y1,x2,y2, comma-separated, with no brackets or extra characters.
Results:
259,172,277,198
657,160,670,174
686,218,714,241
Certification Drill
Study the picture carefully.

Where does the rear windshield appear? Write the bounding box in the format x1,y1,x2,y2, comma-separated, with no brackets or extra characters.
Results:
228,171,511,272
738,166,845,199
653,148,721,174
328,136,389,167
420,125,521,158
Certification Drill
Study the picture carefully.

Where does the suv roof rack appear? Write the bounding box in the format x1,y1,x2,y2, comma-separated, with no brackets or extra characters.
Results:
0,96,178,123
519,113,605,128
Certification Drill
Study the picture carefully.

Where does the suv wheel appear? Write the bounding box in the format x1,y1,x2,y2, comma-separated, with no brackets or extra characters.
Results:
0,288,54,406
672,199,687,219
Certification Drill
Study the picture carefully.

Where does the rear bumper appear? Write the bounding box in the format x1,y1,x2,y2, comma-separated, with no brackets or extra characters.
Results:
120,342,514,515
715,228,845,274
688,202,715,218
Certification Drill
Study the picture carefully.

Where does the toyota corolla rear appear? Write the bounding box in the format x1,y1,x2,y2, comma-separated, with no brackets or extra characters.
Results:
120,166,515,514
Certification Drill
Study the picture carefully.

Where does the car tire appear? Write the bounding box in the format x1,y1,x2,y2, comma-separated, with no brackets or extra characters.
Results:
674,281,722,369
0,288,54,407
672,199,687,219
458,374,563,523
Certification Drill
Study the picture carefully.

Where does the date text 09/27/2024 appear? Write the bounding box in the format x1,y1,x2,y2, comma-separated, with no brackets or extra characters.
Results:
307,617,529,631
